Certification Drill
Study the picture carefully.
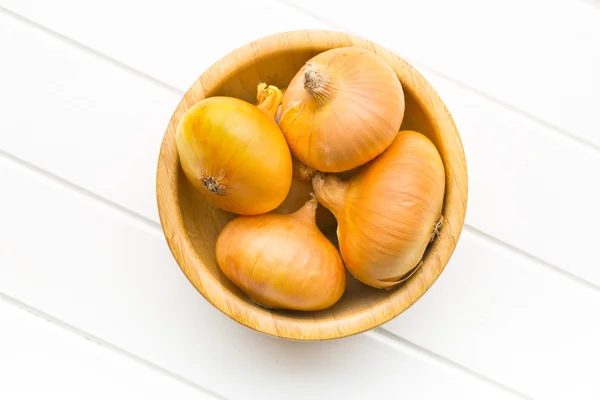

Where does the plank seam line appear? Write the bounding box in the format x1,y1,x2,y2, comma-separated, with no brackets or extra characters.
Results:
0,5,182,98
0,6,595,394
2,3,599,158
0,292,229,400
276,0,600,155
2,128,599,296
579,0,600,10
367,329,534,400
464,225,600,293
0,146,584,400
0,4,598,293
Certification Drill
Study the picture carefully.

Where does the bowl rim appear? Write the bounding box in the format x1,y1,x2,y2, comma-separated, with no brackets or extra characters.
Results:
156,29,468,341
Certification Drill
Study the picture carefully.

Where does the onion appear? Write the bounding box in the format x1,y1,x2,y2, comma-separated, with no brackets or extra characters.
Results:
313,130,446,289
176,96,292,215
216,197,346,311
279,47,405,172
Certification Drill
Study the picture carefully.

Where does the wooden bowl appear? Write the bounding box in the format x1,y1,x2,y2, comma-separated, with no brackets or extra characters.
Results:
156,30,468,341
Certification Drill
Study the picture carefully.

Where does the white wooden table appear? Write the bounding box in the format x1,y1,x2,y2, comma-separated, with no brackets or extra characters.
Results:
1,1,599,399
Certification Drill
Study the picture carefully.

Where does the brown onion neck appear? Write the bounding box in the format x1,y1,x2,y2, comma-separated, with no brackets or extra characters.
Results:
312,173,346,216
290,196,319,227
303,69,333,105
256,82,283,121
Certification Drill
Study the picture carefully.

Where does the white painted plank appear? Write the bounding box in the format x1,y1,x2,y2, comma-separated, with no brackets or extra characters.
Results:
0,155,518,400
1,10,598,289
382,231,600,400
1,6,599,400
2,0,598,149
0,11,177,223
280,0,600,149
0,298,219,400
423,73,600,287
0,0,326,91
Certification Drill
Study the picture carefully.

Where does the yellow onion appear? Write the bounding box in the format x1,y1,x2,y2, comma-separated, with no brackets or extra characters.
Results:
176,96,292,215
313,130,446,289
279,47,405,172
216,197,346,311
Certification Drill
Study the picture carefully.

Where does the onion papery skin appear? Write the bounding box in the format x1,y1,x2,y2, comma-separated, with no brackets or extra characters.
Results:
279,47,405,172
176,96,292,215
313,130,445,289
216,200,346,311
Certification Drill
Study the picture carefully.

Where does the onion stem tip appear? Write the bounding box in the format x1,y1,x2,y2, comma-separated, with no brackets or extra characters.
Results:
304,69,324,90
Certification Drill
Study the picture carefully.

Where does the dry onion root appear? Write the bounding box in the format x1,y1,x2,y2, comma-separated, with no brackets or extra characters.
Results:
279,47,405,172
216,197,346,311
176,96,292,215
313,130,446,289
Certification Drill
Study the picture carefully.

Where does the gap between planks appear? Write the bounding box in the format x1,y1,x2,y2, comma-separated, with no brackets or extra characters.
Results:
368,329,534,400
2,142,598,297
0,147,570,400
580,0,600,10
276,0,600,155
0,7,595,396
0,5,182,97
464,225,600,293
0,6,598,294
0,292,229,400
1,3,599,158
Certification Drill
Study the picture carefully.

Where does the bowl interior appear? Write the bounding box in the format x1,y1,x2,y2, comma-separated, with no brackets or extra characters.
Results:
158,31,467,340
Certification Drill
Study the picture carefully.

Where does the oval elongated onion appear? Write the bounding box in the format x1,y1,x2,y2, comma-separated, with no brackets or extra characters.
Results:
216,198,346,311
176,96,292,215
313,130,446,289
279,47,405,172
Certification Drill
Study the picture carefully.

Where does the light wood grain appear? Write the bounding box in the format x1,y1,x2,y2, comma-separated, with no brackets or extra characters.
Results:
156,30,468,340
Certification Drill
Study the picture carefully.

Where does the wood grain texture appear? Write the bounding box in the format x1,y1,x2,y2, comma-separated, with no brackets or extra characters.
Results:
156,30,468,340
